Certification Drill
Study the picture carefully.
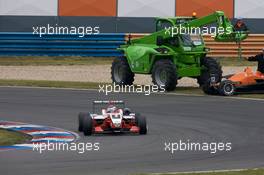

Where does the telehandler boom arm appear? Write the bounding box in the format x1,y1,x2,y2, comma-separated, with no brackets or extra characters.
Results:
130,11,248,45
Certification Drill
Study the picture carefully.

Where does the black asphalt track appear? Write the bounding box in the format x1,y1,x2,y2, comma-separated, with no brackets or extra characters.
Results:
0,87,264,175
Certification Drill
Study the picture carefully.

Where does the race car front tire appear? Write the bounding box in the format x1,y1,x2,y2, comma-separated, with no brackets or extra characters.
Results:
83,114,93,136
135,113,147,135
78,112,86,132
219,80,236,96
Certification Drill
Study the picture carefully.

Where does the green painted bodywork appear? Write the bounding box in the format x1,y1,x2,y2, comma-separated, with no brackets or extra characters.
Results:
119,11,248,77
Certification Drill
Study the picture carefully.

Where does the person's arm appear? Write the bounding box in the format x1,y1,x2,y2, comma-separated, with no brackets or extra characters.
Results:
247,55,257,61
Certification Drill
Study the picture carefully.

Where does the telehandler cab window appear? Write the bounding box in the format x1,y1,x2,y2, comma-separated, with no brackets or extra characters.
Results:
180,34,203,46
156,20,173,32
167,37,180,47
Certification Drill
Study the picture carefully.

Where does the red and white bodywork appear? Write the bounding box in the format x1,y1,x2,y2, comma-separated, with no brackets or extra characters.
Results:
91,108,139,133
78,101,147,135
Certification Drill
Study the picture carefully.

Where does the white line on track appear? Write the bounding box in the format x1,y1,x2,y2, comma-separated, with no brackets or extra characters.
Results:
1,85,264,102
152,168,258,174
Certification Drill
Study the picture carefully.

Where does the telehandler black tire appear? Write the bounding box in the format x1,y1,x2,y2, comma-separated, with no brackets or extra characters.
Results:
111,57,135,85
198,57,222,95
152,59,177,91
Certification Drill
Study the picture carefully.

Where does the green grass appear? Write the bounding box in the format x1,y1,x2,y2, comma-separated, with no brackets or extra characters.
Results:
0,56,113,66
0,129,32,146
235,93,264,99
217,57,257,67
0,80,203,94
135,169,264,175
0,79,106,89
0,56,257,67
1,79,264,99
171,87,264,99
171,87,204,95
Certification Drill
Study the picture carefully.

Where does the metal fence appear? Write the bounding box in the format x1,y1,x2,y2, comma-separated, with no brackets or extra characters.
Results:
204,34,264,58
0,32,125,57
130,34,264,58
0,32,263,58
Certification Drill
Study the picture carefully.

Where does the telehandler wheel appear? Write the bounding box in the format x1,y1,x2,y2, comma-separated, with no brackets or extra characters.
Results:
219,80,236,96
111,57,135,85
151,59,177,91
198,57,222,95
202,83,219,95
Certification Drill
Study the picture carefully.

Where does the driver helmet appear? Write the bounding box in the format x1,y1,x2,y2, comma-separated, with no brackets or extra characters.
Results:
107,105,117,113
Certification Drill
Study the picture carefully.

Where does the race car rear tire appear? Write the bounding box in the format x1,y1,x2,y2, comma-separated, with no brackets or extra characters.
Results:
78,112,85,132
83,114,93,136
152,59,177,91
198,57,222,95
219,80,236,96
135,113,147,135
111,57,135,85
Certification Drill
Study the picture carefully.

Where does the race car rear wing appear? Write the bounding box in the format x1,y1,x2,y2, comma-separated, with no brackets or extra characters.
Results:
92,101,125,113
93,100,124,104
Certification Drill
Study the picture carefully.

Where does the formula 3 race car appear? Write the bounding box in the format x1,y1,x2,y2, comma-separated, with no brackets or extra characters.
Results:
78,101,147,136
218,67,264,96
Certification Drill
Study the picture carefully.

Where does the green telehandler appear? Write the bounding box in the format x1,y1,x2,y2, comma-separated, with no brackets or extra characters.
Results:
111,11,248,94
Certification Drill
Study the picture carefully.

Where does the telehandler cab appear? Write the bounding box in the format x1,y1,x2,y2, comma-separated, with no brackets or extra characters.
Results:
111,11,248,94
